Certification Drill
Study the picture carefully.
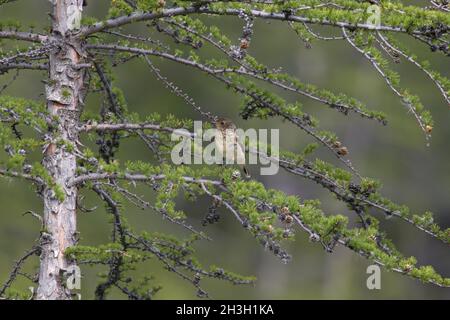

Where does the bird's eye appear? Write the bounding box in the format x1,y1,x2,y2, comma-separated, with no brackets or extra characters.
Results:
221,121,225,125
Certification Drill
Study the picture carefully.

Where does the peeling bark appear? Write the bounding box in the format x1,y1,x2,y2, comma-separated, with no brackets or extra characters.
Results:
36,0,85,300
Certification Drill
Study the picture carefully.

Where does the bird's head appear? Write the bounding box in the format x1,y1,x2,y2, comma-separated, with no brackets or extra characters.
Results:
215,117,236,131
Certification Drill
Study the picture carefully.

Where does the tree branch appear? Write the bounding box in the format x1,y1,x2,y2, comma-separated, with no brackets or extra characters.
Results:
0,31,48,43
0,246,40,297
80,122,194,137
71,173,223,188
0,62,48,73
78,119,449,244
79,6,428,38
0,168,44,185
87,43,360,174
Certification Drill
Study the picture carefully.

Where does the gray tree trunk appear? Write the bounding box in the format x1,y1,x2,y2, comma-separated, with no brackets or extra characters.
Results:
36,0,85,300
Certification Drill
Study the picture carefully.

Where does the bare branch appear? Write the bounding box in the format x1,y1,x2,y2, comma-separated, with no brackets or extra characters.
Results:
0,62,47,73
71,172,223,188
0,31,48,43
80,122,194,137
200,182,244,225
0,246,40,297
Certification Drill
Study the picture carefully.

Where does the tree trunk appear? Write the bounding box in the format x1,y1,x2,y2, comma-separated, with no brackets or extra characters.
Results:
36,0,85,300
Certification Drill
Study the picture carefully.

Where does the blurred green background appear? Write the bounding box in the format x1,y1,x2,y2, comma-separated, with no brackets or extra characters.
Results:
0,1,449,299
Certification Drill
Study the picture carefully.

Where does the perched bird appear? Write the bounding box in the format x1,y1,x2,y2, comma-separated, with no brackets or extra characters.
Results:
214,117,250,178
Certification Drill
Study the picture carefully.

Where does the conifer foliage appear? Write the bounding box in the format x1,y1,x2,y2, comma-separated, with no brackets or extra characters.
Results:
0,0,449,299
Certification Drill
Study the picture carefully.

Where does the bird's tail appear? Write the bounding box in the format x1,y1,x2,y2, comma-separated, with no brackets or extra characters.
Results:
241,165,251,179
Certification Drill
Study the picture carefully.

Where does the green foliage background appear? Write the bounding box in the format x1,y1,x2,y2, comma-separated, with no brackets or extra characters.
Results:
0,0,449,299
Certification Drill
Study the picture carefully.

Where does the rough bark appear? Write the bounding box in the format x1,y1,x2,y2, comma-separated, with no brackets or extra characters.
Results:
36,0,85,300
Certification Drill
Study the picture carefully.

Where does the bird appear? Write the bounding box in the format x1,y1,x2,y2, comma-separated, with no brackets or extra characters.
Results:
214,117,250,178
